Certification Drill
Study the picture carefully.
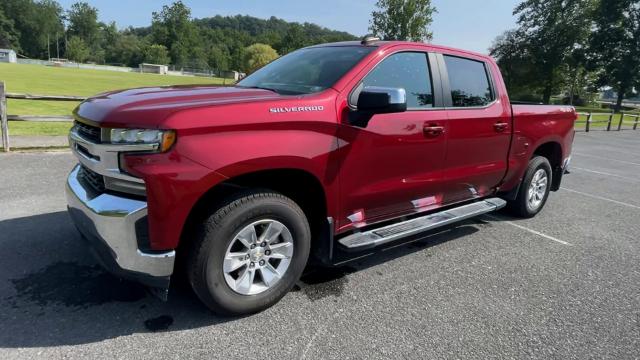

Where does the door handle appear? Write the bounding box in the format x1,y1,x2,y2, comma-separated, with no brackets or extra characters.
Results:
493,122,509,132
423,124,445,137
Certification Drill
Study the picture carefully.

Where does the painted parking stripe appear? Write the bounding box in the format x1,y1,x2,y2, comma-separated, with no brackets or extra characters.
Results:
573,152,640,166
561,187,640,210
484,214,572,246
571,167,640,183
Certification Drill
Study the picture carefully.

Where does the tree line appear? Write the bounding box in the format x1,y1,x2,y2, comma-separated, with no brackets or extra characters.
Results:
0,0,637,110
0,0,356,73
490,0,640,111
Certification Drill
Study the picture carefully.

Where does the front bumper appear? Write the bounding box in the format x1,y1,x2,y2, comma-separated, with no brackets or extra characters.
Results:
65,165,175,288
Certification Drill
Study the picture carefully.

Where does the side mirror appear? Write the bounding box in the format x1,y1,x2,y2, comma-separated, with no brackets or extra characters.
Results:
357,86,407,114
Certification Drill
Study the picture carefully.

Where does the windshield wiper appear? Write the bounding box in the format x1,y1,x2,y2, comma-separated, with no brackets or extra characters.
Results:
237,85,282,94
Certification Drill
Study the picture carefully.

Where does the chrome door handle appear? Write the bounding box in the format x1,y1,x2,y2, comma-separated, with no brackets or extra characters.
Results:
423,125,445,137
493,122,508,132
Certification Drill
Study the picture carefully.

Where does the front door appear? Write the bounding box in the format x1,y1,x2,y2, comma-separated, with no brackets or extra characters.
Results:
335,51,448,231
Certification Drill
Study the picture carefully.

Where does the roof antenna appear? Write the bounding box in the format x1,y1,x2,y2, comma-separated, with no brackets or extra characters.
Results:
361,34,380,45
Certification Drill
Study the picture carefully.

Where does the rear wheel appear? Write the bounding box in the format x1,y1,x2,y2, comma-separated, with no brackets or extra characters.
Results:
188,190,310,315
507,156,552,218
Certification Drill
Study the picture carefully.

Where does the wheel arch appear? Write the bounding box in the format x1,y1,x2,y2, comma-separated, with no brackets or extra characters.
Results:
177,167,331,270
532,141,563,191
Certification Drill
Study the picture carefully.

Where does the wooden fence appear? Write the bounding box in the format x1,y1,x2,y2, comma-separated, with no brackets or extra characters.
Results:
575,111,640,132
2,79,640,151
0,81,85,152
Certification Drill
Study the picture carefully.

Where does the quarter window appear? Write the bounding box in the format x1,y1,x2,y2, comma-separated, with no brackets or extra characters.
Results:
444,55,493,107
359,52,434,109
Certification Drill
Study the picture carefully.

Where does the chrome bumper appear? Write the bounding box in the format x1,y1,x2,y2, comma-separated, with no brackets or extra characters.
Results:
65,165,175,281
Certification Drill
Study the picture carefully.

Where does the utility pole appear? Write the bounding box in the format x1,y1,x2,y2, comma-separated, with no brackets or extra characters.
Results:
47,34,51,60
56,33,60,59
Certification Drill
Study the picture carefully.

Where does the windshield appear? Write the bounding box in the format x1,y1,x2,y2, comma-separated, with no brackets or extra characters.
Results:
237,46,375,95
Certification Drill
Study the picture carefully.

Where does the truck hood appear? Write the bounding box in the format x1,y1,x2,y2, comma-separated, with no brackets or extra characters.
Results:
74,85,282,128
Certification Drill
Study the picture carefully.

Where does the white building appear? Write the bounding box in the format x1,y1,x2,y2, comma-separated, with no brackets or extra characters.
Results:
0,49,17,63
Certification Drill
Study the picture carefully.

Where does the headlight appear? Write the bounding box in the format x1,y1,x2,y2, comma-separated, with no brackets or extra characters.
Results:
109,128,176,152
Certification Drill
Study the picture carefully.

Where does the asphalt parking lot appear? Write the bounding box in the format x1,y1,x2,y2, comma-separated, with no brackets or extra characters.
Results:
1,130,639,359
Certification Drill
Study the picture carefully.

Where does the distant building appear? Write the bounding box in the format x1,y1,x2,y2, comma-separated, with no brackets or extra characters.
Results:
222,70,246,81
139,63,168,75
0,49,17,63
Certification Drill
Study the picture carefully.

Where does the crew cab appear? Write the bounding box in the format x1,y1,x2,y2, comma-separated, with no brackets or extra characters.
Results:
66,38,576,315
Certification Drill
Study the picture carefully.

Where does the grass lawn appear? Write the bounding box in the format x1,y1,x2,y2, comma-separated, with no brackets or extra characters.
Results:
0,63,226,136
8,121,73,136
574,106,639,130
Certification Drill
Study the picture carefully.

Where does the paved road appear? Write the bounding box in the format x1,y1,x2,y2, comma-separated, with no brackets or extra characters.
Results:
1,131,639,359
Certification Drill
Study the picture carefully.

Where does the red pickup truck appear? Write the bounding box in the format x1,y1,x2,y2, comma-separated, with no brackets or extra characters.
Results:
66,38,576,315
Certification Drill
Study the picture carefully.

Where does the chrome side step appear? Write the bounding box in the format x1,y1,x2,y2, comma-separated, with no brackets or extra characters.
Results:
338,198,506,251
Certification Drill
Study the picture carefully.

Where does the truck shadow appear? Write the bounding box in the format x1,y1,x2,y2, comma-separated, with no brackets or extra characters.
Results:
0,210,482,348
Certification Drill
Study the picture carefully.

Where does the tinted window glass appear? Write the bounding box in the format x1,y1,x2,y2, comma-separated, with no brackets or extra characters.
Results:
237,46,375,95
361,52,433,108
444,55,493,107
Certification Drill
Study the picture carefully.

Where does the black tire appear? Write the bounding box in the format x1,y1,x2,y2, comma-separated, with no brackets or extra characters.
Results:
507,156,553,218
187,189,310,316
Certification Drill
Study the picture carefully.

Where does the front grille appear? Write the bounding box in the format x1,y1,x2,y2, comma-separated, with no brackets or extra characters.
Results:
78,165,105,194
75,121,102,143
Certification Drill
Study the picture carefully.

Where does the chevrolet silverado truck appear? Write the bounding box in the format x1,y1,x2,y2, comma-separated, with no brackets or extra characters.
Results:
66,38,576,315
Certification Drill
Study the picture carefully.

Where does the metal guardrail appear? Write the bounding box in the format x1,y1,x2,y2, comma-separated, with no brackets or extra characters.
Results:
0,81,86,152
575,111,640,132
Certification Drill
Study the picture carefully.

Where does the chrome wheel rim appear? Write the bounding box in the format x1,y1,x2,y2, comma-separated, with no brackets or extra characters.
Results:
527,169,548,211
222,219,294,295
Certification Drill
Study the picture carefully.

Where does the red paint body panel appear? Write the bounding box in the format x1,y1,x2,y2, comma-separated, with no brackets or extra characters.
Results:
75,41,577,251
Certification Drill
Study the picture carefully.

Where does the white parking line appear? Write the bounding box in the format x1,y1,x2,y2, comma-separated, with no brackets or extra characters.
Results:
484,214,572,246
571,167,640,183
572,152,640,166
561,187,640,210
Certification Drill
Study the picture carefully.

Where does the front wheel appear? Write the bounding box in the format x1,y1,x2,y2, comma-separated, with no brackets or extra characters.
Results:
188,190,310,315
507,156,552,218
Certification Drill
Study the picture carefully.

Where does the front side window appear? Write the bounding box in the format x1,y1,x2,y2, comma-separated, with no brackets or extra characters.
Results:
237,46,375,95
444,55,494,107
358,52,434,109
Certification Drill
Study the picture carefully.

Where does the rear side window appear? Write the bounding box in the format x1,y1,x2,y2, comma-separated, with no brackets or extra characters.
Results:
444,55,493,107
360,52,433,108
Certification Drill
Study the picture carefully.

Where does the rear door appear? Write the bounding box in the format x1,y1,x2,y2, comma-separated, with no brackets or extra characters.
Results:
437,54,512,204
335,50,449,231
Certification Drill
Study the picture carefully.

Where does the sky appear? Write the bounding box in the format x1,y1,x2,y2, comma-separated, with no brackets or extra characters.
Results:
56,0,521,54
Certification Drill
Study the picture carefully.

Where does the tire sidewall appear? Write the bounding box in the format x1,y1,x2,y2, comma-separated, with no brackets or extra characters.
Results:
520,157,552,216
198,195,310,315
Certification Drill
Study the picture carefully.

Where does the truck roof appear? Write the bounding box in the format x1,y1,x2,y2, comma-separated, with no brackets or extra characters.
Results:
307,40,491,61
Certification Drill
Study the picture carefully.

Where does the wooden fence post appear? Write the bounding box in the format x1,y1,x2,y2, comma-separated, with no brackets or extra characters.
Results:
606,112,614,131
634,115,639,130
617,112,624,131
585,112,591,132
0,82,9,152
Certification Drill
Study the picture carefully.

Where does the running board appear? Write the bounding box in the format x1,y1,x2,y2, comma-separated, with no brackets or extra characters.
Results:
338,198,506,251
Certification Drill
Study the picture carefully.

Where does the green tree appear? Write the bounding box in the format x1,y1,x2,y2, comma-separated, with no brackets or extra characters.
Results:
67,2,99,43
66,2,104,62
106,34,144,66
510,0,596,103
143,44,170,65
490,30,541,102
0,0,64,58
369,0,436,42
151,1,200,67
279,23,308,54
588,0,640,112
243,43,278,73
207,44,230,71
66,36,89,62
0,8,21,51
